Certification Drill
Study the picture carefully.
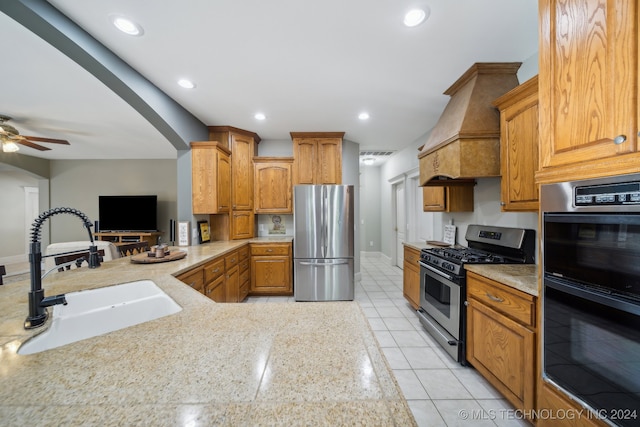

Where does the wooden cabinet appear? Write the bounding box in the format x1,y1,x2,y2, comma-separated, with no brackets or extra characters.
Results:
493,75,539,211
230,211,254,240
238,245,250,302
466,271,537,415
402,245,421,309
205,274,226,303
537,0,638,183
95,231,162,247
253,157,294,214
537,382,606,427
250,242,292,295
422,186,474,212
191,142,231,214
176,266,205,294
291,132,344,185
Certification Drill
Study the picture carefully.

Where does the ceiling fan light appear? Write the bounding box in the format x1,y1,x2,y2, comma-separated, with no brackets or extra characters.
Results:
2,141,20,153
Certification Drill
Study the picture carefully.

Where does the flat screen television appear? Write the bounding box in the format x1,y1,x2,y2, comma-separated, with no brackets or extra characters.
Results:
98,195,158,232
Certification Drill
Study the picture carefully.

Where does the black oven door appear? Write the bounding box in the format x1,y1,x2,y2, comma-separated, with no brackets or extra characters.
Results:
544,277,640,425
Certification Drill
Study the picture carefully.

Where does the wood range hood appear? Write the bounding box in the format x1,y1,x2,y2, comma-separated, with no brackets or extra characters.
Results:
419,62,521,186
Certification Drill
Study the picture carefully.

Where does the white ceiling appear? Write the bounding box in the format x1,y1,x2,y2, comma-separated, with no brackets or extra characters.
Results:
0,0,538,161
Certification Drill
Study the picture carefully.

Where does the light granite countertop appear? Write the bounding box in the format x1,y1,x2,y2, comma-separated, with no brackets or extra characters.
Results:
465,264,538,296
403,241,538,297
0,237,415,426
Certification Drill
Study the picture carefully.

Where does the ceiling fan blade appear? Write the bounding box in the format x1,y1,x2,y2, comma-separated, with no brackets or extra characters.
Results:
17,140,52,151
22,135,70,145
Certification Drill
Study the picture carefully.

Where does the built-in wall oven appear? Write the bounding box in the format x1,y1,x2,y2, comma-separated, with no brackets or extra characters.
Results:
541,174,640,426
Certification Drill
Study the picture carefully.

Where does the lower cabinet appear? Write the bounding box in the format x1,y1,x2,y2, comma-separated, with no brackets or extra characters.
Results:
466,271,537,415
250,243,292,295
205,274,226,302
238,245,250,301
224,250,239,302
176,267,205,294
402,245,421,309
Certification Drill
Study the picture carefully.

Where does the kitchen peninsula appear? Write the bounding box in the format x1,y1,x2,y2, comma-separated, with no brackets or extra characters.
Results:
0,239,415,426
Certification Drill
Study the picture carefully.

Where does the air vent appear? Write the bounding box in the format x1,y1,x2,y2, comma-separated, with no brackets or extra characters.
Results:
359,151,395,157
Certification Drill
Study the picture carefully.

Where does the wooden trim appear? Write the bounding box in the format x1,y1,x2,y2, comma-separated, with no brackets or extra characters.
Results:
289,132,345,139
253,156,294,162
206,126,261,143
190,141,232,155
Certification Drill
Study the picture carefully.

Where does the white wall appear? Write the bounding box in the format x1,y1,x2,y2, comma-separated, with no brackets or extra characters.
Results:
0,168,39,259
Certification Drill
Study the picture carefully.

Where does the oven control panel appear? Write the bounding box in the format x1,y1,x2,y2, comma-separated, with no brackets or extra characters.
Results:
576,181,640,206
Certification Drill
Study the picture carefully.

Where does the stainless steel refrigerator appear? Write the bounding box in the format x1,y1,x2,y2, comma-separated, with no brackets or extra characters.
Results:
294,185,354,301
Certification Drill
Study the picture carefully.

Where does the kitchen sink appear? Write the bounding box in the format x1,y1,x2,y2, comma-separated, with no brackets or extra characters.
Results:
18,280,181,355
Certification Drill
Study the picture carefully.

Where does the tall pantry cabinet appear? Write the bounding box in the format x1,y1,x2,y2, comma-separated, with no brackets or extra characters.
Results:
208,126,260,239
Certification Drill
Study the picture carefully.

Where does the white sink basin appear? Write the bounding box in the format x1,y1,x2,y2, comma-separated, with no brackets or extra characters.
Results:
18,280,182,355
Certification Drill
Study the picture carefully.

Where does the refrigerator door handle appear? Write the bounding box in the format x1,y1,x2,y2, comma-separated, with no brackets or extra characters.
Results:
299,260,351,266
322,186,328,258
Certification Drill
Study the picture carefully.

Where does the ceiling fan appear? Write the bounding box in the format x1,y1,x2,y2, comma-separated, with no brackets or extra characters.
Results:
0,115,70,152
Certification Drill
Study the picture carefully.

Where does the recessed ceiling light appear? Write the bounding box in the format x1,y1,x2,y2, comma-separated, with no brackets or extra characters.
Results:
403,8,429,27
177,79,196,89
111,15,144,36
358,112,370,120
362,158,375,165
254,113,266,120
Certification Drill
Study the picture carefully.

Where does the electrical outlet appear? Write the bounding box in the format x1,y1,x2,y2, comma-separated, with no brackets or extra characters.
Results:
369,241,373,247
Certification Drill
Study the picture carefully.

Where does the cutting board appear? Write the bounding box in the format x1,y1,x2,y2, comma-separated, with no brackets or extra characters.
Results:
130,250,187,264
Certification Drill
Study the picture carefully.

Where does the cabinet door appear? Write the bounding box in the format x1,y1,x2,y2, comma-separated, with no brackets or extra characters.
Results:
230,133,254,210
254,161,293,213
225,266,239,303
495,76,539,211
230,210,254,240
538,0,638,170
467,298,535,412
293,139,317,185
192,145,230,214
217,151,231,212
422,186,473,212
251,256,292,294
205,274,226,302
317,138,342,184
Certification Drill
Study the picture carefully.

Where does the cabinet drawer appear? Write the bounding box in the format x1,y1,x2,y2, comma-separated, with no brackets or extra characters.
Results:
177,267,204,293
225,250,239,270
204,258,225,283
238,245,250,262
251,244,290,256
467,272,535,327
403,246,420,265
239,258,250,274
240,268,250,286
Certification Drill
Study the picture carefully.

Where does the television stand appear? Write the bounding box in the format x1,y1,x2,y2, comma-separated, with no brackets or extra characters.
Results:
94,231,162,246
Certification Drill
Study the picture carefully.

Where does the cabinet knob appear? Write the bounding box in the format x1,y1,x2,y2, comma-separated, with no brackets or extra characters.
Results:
613,135,627,145
267,249,273,252
500,202,506,206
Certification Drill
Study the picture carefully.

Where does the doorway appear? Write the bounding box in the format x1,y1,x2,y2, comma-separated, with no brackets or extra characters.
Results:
394,181,405,268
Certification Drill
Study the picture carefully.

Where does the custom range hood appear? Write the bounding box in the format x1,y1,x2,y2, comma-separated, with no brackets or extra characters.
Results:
419,62,521,186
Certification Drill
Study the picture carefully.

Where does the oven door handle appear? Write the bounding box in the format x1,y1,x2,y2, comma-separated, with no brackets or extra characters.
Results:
419,261,455,282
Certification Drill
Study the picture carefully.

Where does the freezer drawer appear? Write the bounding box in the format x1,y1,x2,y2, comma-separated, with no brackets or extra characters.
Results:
294,258,354,301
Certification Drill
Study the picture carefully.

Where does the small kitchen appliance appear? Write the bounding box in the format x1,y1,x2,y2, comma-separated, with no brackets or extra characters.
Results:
417,224,535,364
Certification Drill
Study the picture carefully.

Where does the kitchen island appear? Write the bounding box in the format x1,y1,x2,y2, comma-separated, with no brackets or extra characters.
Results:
0,239,415,426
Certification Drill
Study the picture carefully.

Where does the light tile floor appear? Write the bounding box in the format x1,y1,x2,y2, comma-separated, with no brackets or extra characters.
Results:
247,255,531,426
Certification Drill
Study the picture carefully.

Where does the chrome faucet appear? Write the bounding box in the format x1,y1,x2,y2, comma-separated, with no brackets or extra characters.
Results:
25,207,101,329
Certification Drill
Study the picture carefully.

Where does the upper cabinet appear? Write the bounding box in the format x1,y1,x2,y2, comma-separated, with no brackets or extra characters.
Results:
493,75,539,211
191,142,231,214
422,186,474,212
254,157,293,214
291,132,343,185
208,126,260,211
537,0,638,183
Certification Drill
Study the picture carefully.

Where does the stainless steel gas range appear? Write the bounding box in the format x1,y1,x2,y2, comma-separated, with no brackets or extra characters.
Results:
416,224,536,365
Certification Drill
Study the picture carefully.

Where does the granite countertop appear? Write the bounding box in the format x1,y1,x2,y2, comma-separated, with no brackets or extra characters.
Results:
465,264,538,296
0,237,415,426
403,241,538,297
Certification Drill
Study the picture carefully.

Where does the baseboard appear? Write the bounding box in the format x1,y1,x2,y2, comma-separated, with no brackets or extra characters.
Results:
0,253,28,266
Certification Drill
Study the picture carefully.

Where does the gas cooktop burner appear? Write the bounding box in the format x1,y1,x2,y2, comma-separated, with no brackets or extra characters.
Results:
423,247,510,264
